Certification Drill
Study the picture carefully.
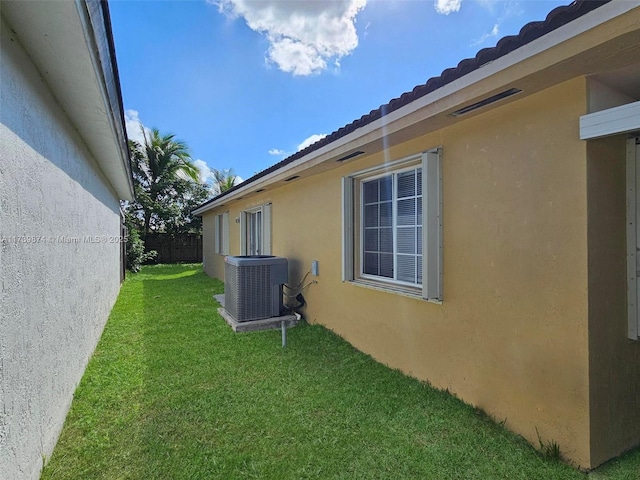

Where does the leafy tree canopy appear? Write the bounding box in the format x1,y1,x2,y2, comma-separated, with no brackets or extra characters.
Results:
123,128,210,236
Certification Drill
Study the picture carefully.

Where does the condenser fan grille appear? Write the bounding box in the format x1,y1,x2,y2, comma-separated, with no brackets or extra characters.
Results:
224,256,288,322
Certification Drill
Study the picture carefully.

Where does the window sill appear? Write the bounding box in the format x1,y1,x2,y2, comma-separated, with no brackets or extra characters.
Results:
347,279,442,304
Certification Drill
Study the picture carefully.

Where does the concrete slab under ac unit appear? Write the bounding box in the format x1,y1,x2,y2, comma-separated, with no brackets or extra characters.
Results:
214,295,300,333
214,294,226,307
217,307,300,333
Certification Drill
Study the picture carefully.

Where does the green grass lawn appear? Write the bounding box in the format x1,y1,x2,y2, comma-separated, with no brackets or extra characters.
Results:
42,264,640,479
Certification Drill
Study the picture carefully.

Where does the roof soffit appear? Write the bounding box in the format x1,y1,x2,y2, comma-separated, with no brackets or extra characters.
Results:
1,0,133,200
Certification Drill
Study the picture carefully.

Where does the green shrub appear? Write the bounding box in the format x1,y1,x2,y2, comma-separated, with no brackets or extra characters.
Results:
125,227,157,272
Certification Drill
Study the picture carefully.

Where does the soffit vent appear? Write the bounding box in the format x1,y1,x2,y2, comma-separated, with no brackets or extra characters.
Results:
337,151,365,162
449,88,522,117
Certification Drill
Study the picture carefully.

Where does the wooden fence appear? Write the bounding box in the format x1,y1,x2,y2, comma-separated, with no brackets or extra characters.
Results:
144,234,203,264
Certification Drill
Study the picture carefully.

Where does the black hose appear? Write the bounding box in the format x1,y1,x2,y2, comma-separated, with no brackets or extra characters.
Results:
283,293,306,315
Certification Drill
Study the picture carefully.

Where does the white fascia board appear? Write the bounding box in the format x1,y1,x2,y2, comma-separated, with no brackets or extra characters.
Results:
195,1,639,213
193,203,217,216
1,0,133,201
77,0,134,200
580,101,640,140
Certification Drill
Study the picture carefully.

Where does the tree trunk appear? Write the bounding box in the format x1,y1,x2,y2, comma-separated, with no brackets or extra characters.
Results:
144,211,152,241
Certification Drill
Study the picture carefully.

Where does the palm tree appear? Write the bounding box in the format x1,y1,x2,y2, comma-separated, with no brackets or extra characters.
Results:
129,127,200,236
212,168,238,195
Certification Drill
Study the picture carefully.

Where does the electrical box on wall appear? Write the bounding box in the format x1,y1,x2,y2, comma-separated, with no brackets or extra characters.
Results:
311,260,319,276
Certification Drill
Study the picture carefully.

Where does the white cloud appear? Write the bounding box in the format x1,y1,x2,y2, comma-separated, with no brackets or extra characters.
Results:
269,38,328,76
215,0,367,76
124,109,151,144
193,159,214,184
267,133,328,161
363,21,371,39
434,0,462,15
471,23,499,46
297,133,327,152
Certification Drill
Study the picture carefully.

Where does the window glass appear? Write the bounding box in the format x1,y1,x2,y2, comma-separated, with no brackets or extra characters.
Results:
361,167,422,286
344,149,441,301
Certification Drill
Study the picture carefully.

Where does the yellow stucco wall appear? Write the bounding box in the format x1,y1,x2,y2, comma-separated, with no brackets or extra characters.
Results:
203,78,595,466
587,137,640,467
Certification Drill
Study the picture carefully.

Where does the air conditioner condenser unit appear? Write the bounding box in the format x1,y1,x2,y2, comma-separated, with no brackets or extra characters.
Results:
224,255,288,322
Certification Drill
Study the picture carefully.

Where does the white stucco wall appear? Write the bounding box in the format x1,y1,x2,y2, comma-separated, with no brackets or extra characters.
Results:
0,19,123,480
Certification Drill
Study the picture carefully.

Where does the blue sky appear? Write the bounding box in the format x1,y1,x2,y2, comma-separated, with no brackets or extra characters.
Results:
109,0,569,185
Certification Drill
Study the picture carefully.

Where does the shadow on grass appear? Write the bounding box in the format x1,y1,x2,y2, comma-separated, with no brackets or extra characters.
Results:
139,266,225,478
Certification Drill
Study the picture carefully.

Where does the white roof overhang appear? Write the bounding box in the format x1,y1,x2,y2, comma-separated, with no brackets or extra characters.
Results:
580,101,640,140
2,0,134,200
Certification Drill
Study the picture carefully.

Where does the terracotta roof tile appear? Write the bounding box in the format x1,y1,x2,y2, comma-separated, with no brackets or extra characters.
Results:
196,0,609,211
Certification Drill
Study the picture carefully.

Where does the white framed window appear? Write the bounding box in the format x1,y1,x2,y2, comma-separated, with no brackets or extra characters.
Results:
240,203,272,256
214,212,229,255
342,148,442,302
